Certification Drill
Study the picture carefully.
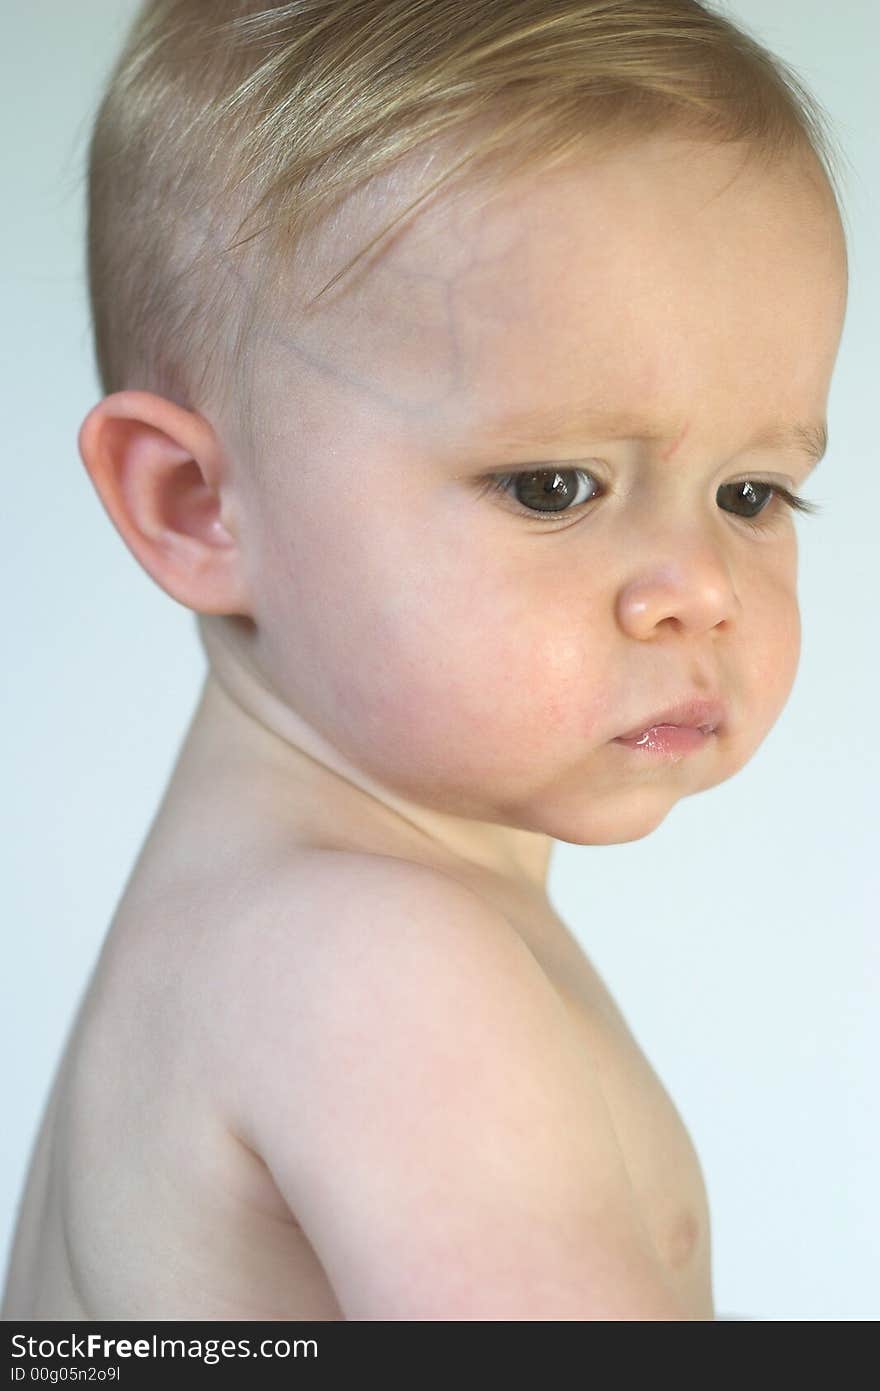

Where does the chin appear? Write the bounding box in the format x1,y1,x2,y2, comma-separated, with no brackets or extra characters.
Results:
522,786,678,848
558,817,670,848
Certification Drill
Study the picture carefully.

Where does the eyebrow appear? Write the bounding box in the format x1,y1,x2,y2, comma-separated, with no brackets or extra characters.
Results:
484,408,828,469
760,421,828,468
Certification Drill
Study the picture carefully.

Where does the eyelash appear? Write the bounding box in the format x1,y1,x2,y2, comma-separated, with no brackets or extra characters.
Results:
478,468,820,533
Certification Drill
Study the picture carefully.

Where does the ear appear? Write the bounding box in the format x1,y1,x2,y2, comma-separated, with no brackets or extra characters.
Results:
77,390,252,616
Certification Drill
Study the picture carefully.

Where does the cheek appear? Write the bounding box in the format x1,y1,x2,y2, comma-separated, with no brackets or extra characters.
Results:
344,552,603,776
247,485,603,804
735,570,802,742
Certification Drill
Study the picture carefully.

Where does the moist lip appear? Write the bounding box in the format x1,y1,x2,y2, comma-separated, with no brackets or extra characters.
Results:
613,724,715,758
614,697,726,742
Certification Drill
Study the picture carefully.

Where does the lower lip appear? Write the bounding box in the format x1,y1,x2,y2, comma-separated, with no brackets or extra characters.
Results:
613,725,714,759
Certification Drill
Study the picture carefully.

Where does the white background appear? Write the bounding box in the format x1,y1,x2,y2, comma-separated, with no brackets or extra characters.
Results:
2,0,877,1319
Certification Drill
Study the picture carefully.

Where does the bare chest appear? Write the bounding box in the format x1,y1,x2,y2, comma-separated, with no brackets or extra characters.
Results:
503,900,714,1316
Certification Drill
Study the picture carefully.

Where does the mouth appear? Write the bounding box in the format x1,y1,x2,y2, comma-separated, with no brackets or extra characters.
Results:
614,696,727,743
611,696,727,760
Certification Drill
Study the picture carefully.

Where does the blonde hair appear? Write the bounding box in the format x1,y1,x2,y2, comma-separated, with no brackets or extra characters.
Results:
84,0,849,457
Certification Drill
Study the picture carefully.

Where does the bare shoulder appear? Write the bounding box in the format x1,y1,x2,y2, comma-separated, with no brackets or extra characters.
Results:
216,847,535,1105
230,846,516,958
217,847,536,1042
220,850,691,1320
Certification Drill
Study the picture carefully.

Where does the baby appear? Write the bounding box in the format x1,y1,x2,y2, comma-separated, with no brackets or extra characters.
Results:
2,0,847,1320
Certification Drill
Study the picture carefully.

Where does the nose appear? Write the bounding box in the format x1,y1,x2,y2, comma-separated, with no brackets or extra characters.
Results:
616,544,739,640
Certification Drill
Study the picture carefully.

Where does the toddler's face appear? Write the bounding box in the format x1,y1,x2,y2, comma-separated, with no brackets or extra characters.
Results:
225,131,846,865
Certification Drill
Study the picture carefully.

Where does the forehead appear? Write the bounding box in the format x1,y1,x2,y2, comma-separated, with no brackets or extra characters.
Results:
260,133,847,452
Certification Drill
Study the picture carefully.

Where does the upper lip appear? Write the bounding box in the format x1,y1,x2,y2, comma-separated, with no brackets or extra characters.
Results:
615,696,727,740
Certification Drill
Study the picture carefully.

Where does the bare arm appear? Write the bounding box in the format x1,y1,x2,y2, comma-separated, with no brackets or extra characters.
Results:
232,854,691,1321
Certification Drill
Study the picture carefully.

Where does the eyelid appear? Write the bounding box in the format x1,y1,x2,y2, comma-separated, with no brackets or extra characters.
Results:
476,464,818,530
482,461,804,492
474,464,603,522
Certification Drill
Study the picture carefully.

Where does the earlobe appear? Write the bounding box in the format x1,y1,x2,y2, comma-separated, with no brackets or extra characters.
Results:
76,390,254,618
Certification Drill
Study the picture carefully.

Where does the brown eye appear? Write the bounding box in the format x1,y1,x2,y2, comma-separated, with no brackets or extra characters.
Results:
717,480,776,520
488,468,600,517
717,480,817,532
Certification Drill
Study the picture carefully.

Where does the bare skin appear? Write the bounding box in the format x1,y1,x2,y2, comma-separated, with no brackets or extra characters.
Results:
2,130,846,1319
